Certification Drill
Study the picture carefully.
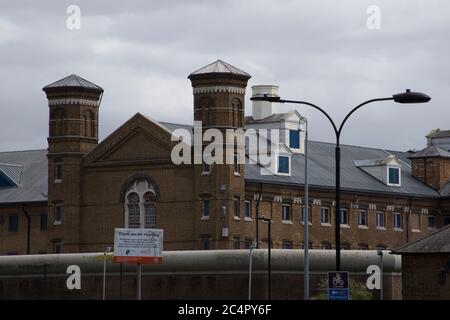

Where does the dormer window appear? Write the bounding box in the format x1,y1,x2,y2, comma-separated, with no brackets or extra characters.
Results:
387,167,401,186
289,130,300,149
277,155,290,174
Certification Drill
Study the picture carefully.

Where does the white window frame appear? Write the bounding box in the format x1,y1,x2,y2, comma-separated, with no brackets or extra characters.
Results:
244,200,252,221
358,210,367,227
376,211,386,229
393,212,402,230
320,207,330,224
277,155,291,176
282,204,291,222
340,208,349,226
54,203,63,225
387,166,401,186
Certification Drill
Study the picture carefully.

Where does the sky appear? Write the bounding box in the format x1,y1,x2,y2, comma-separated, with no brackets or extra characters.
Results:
0,0,449,152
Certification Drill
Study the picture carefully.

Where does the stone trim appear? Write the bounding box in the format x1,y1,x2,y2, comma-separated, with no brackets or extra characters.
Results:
193,86,246,94
48,98,99,106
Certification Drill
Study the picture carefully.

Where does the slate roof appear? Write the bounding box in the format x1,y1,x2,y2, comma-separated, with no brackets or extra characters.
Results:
189,60,251,78
408,145,450,158
0,150,48,204
43,74,103,92
159,122,440,198
393,225,450,254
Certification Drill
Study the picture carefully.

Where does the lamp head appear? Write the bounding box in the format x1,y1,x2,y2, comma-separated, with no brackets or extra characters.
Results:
393,89,431,104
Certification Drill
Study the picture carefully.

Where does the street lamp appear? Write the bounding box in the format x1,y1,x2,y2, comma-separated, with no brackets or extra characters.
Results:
251,89,430,271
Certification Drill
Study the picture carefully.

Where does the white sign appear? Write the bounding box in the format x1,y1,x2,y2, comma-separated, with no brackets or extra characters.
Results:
113,228,163,264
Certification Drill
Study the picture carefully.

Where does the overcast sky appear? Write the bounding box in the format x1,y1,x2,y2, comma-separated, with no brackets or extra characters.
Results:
1,0,449,152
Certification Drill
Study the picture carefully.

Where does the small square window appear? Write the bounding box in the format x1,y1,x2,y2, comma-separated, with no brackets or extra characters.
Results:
278,156,290,174
282,241,293,249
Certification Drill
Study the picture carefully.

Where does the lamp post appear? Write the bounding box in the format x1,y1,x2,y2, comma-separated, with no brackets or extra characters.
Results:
251,89,430,271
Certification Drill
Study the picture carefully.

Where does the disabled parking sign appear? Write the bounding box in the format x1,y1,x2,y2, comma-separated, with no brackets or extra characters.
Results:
328,271,349,300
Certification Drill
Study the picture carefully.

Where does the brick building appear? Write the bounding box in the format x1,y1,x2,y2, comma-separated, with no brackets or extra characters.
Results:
1,60,450,255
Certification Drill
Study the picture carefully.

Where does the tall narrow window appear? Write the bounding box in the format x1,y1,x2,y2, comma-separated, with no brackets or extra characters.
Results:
244,201,251,219
358,210,367,226
8,215,18,232
144,193,156,228
393,212,402,229
54,240,62,254
289,130,300,149
320,207,330,224
202,199,210,218
40,213,48,231
55,162,62,182
201,235,210,250
233,197,240,218
233,154,240,175
54,203,63,224
428,215,436,229
301,206,312,224
233,236,241,249
340,209,349,225
282,204,291,221
376,211,385,227
127,193,140,228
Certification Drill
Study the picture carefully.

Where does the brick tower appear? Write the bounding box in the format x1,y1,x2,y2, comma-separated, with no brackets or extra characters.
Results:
188,60,251,249
43,74,103,253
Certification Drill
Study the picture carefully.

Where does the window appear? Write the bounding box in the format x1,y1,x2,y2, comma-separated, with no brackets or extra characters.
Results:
282,241,293,249
428,215,436,229
233,197,240,218
124,178,158,228
54,204,63,224
340,209,349,225
55,162,62,182
301,206,312,224
376,211,385,227
233,236,240,249
127,193,140,228
54,241,62,254
243,239,252,249
393,212,402,229
201,235,210,250
202,199,210,218
445,216,450,226
144,193,156,228
278,156,290,174
233,154,240,175
244,201,251,219
282,204,291,221
376,245,387,251
8,215,18,232
359,244,369,250
320,207,330,224
358,210,367,226
40,213,48,231
388,167,400,185
340,243,351,250
320,242,332,250
289,130,300,149
301,242,312,249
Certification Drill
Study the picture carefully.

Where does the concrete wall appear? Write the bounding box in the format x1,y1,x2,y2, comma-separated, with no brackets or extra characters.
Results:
0,249,402,300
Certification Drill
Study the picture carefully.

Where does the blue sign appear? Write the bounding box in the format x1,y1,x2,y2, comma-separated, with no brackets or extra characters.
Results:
328,271,349,300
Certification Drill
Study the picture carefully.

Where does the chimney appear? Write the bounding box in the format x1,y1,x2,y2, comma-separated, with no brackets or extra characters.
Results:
251,85,279,120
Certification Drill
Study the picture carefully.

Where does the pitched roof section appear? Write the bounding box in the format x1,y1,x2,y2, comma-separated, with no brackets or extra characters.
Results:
408,145,450,158
393,225,450,254
158,121,440,198
426,128,450,138
0,163,24,186
189,60,251,78
0,150,48,204
43,74,103,92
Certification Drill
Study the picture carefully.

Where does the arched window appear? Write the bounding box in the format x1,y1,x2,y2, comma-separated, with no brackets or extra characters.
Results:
124,178,158,228
231,98,242,127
